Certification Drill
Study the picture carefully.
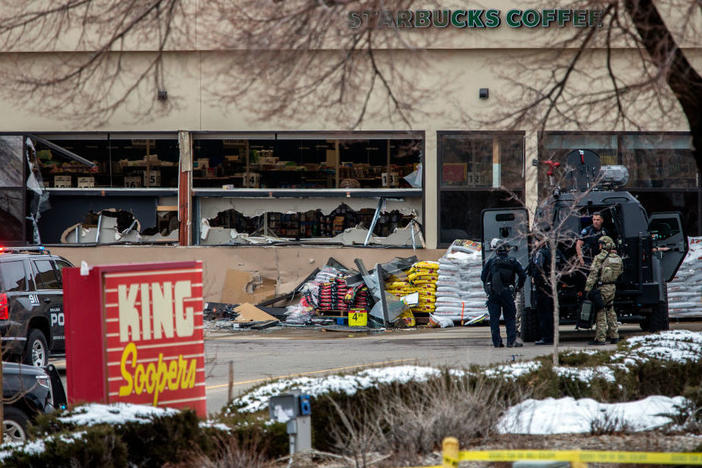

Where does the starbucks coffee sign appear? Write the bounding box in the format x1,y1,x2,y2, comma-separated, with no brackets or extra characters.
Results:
348,9,604,29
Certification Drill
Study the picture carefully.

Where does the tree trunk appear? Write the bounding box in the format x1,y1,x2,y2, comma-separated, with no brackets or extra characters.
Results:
550,236,559,366
624,0,702,173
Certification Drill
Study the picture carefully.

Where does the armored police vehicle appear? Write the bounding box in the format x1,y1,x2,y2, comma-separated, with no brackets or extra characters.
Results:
481,150,688,341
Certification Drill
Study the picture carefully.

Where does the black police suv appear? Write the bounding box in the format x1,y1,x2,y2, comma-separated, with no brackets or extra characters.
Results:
0,247,71,367
481,150,688,341
3,362,65,442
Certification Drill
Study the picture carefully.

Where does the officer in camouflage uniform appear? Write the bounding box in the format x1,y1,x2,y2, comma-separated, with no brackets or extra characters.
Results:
584,236,623,345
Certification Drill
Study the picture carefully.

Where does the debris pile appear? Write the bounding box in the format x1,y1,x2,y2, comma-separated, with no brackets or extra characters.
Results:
206,236,702,333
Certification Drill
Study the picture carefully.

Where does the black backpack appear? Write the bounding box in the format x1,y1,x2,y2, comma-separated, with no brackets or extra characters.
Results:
490,256,514,295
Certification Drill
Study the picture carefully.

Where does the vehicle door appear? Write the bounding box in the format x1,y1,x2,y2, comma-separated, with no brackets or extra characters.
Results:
648,212,689,282
481,208,531,306
0,259,35,356
30,258,64,353
52,258,72,353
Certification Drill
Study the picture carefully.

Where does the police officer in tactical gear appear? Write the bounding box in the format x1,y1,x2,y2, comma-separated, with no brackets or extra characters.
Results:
481,239,527,348
576,212,607,267
584,235,623,345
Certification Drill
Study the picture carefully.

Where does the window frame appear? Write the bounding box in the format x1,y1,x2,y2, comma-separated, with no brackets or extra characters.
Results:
53,259,72,288
0,136,27,244
31,258,60,290
0,260,30,292
539,130,702,236
437,131,526,247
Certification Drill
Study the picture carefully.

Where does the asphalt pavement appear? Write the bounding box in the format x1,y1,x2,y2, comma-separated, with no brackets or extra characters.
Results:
201,320,702,415
51,320,702,416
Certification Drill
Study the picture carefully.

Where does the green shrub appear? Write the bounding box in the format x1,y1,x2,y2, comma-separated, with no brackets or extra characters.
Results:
217,411,289,459
1,426,128,468
10,409,221,467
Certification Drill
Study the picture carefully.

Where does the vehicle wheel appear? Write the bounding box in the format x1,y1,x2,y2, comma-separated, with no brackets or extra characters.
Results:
643,285,670,333
23,329,48,367
3,407,29,443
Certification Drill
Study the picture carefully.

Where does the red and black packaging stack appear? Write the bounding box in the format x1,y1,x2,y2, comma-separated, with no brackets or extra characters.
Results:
318,282,334,312
335,276,348,313
352,287,370,311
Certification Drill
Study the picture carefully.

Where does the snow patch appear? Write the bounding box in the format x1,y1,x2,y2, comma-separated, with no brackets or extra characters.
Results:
613,330,702,365
233,365,465,414
554,366,616,383
0,431,86,461
200,421,232,432
497,395,689,434
58,403,179,427
483,361,542,381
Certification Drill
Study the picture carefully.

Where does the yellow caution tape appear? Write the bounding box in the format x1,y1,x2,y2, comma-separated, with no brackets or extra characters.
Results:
457,450,702,465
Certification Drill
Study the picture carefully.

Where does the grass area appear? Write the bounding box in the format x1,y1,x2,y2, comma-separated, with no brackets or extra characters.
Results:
2,331,701,466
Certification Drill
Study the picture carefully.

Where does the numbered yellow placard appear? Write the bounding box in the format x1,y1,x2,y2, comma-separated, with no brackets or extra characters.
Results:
348,310,368,327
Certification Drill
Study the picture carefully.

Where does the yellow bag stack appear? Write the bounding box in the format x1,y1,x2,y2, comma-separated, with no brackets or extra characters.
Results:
407,261,439,314
384,275,417,298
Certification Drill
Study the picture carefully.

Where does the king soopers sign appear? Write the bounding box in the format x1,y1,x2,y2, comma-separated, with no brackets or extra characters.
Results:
349,9,604,29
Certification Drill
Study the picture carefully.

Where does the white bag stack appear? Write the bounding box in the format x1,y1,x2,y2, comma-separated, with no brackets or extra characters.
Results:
434,242,488,321
667,237,702,318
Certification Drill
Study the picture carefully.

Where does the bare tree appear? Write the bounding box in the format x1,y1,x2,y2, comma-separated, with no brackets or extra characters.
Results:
0,0,189,124
477,0,702,173
500,168,605,366
0,1,697,164
0,0,436,128
528,175,603,365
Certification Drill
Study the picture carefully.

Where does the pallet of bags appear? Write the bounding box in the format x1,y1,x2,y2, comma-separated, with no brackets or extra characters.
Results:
407,261,439,316
435,241,488,322
384,275,416,299
667,237,702,319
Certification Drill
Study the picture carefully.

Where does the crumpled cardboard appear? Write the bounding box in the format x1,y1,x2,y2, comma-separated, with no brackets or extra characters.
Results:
233,303,279,323
221,269,276,305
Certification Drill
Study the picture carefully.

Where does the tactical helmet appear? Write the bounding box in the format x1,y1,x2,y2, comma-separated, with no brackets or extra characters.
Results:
598,235,615,249
491,238,510,254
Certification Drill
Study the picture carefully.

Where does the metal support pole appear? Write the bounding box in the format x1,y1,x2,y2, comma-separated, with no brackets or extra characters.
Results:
227,361,234,402
364,197,384,246
376,265,389,328
95,214,102,244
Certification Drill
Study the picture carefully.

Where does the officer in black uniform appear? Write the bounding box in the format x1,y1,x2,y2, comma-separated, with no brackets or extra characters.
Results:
576,212,607,268
529,240,563,345
481,239,527,348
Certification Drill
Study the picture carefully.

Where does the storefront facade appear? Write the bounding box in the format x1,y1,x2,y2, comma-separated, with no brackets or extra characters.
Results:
0,4,700,255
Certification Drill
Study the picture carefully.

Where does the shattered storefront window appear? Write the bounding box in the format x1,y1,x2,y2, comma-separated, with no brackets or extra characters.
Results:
199,201,423,247
52,206,179,245
0,137,26,242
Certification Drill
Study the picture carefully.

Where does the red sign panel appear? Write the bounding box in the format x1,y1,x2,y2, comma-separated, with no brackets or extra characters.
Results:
64,262,206,417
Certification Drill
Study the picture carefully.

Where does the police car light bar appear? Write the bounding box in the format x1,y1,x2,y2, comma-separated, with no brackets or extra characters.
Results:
0,246,50,255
